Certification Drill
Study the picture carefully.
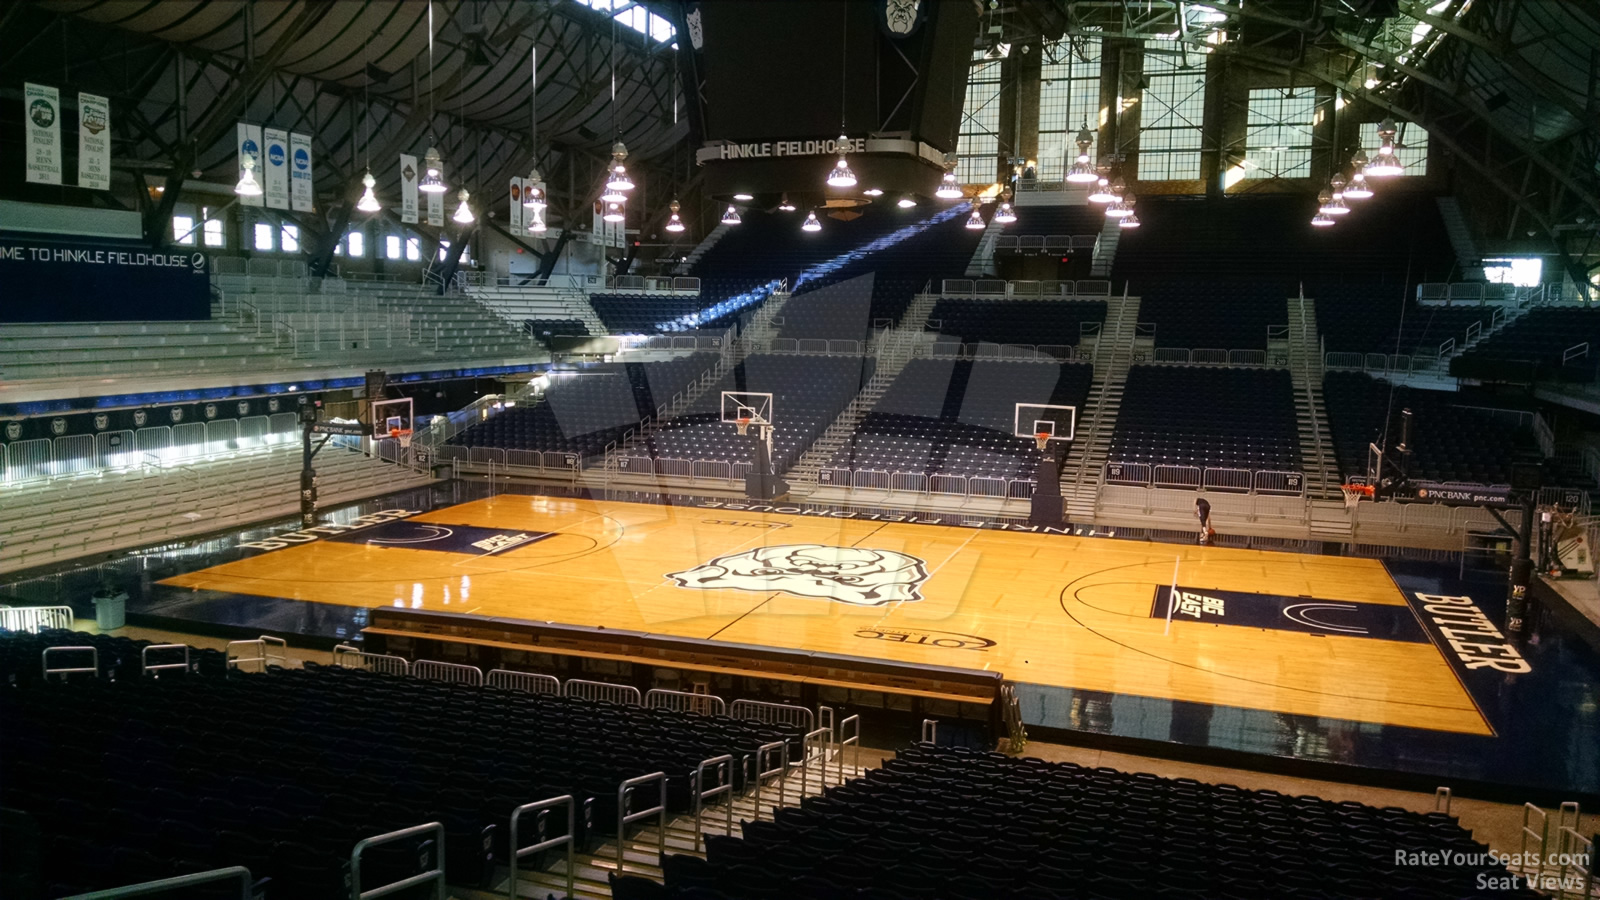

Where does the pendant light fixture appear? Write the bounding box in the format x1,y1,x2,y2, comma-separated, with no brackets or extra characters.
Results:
935,169,963,199
777,194,797,212
1105,188,1134,218
665,199,685,232
1366,118,1403,176
1119,212,1141,229
235,153,263,196
863,188,884,197
993,196,1017,224
524,49,547,215
1325,176,1350,215
1065,126,1098,183
356,171,382,212
965,203,986,229
602,13,636,203
1088,174,1116,204
827,137,858,188
897,197,918,208
353,34,381,213
452,188,475,224
1311,212,1336,227
1344,167,1373,200
721,205,742,225
802,210,823,232
826,6,856,190
417,3,447,194
603,200,625,223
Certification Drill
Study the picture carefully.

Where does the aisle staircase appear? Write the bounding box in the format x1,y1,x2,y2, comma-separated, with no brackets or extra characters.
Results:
1063,291,1140,521
965,218,1004,277
676,223,731,274
1289,295,1352,540
467,284,608,337
786,293,938,494
1089,216,1121,278
1436,197,1484,280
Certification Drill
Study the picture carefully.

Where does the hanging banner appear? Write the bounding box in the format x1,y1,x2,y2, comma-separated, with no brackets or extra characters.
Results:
262,127,290,210
237,123,264,208
509,177,524,236
77,92,111,190
399,153,419,224
289,132,313,212
24,83,62,185
425,163,444,227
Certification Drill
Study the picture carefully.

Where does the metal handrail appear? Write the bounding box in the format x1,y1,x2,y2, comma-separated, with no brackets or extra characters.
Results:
412,659,484,686
350,822,446,900
141,643,191,677
644,688,726,716
921,719,938,744
0,605,75,632
800,726,831,799
693,754,735,852
486,669,561,695
615,772,667,875
59,866,254,899
225,636,287,672
332,643,410,676
509,795,574,900
42,645,98,680
751,740,788,823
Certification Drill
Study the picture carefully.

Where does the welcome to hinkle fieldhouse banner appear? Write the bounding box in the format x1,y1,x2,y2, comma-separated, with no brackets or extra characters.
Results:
0,233,210,322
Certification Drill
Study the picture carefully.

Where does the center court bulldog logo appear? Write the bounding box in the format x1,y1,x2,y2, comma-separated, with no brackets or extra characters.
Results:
668,544,929,606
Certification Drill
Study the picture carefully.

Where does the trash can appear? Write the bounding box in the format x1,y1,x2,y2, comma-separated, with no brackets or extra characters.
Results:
91,590,127,630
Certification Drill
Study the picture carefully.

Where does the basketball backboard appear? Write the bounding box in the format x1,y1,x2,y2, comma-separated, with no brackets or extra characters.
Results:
1365,442,1383,486
1014,403,1076,445
721,392,773,434
372,397,414,445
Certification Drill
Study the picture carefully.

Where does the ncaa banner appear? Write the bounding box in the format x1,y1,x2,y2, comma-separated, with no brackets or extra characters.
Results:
399,153,418,224
262,127,290,210
24,83,62,185
289,132,313,212
77,92,111,190
237,123,264,207
425,162,444,226
509,177,524,235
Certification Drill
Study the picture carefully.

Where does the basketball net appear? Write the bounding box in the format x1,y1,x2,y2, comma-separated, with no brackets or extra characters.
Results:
1035,432,1051,451
736,417,751,436
1340,483,1374,510
391,427,413,449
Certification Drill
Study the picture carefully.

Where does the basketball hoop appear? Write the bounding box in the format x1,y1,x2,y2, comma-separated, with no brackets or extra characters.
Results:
1340,483,1373,510
1035,431,1051,451
736,417,751,436
390,427,413,449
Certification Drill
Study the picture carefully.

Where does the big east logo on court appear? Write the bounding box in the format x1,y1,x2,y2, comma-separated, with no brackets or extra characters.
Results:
668,544,930,606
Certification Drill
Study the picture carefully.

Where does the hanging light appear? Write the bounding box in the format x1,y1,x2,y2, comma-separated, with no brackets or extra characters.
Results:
935,170,963,199
862,188,884,197
234,154,263,197
993,201,1017,224
1119,212,1141,229
665,199,685,233
721,205,742,225
418,141,447,193
897,197,917,208
1344,169,1373,200
606,141,634,192
733,192,754,201
1326,176,1350,215
826,135,857,188
452,188,474,224
1317,187,1347,217
522,169,545,209
356,170,381,213
602,200,625,222
1088,174,1116,204
1311,212,1336,227
965,204,986,229
1065,128,1098,183
1366,118,1403,176
802,210,822,232
1105,190,1134,218
777,194,796,212
527,207,547,233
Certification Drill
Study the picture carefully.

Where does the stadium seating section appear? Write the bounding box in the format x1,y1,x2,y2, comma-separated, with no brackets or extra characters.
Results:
591,293,720,334
447,353,716,459
830,359,1093,481
1004,203,1104,237
0,628,797,899
646,355,875,473
1110,366,1300,473
691,209,912,308
1322,373,1537,485
639,743,1540,900
1137,281,1287,350
1451,307,1600,381
927,299,1107,348
523,317,590,347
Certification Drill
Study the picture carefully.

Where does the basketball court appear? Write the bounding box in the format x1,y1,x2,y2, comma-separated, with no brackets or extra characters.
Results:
160,494,1492,736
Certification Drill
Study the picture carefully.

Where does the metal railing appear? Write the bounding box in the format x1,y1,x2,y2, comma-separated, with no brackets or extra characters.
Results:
141,643,191,678
693,754,736,852
43,645,97,680
509,795,575,900
1149,347,1274,367
1,415,300,485
225,636,287,672
332,643,411,676
59,866,255,900
0,605,74,633
921,719,938,743
615,772,667,875
350,822,446,900
564,678,642,706
922,341,1079,361
730,699,815,732
412,659,484,686
750,740,789,823
939,278,1111,298
645,688,727,716
487,669,561,695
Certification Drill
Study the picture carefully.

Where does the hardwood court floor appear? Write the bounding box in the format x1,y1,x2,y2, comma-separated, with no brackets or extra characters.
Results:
161,496,1490,736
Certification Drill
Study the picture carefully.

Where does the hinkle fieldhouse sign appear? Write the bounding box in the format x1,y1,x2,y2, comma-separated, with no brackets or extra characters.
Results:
0,235,210,322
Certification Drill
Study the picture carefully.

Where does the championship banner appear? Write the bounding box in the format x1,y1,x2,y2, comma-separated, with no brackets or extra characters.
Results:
77,92,111,190
237,123,264,207
262,127,290,210
289,132,313,212
24,83,62,185
399,153,419,224
509,177,524,235
425,163,444,226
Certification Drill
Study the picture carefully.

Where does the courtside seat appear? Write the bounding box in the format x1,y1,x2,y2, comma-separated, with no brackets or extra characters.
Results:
1321,372,1536,485
1109,366,1300,475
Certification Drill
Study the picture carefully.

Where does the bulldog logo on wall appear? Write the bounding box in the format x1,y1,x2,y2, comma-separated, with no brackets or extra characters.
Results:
133,410,148,427
668,544,930,606
93,414,109,431
879,0,925,37
5,422,22,441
